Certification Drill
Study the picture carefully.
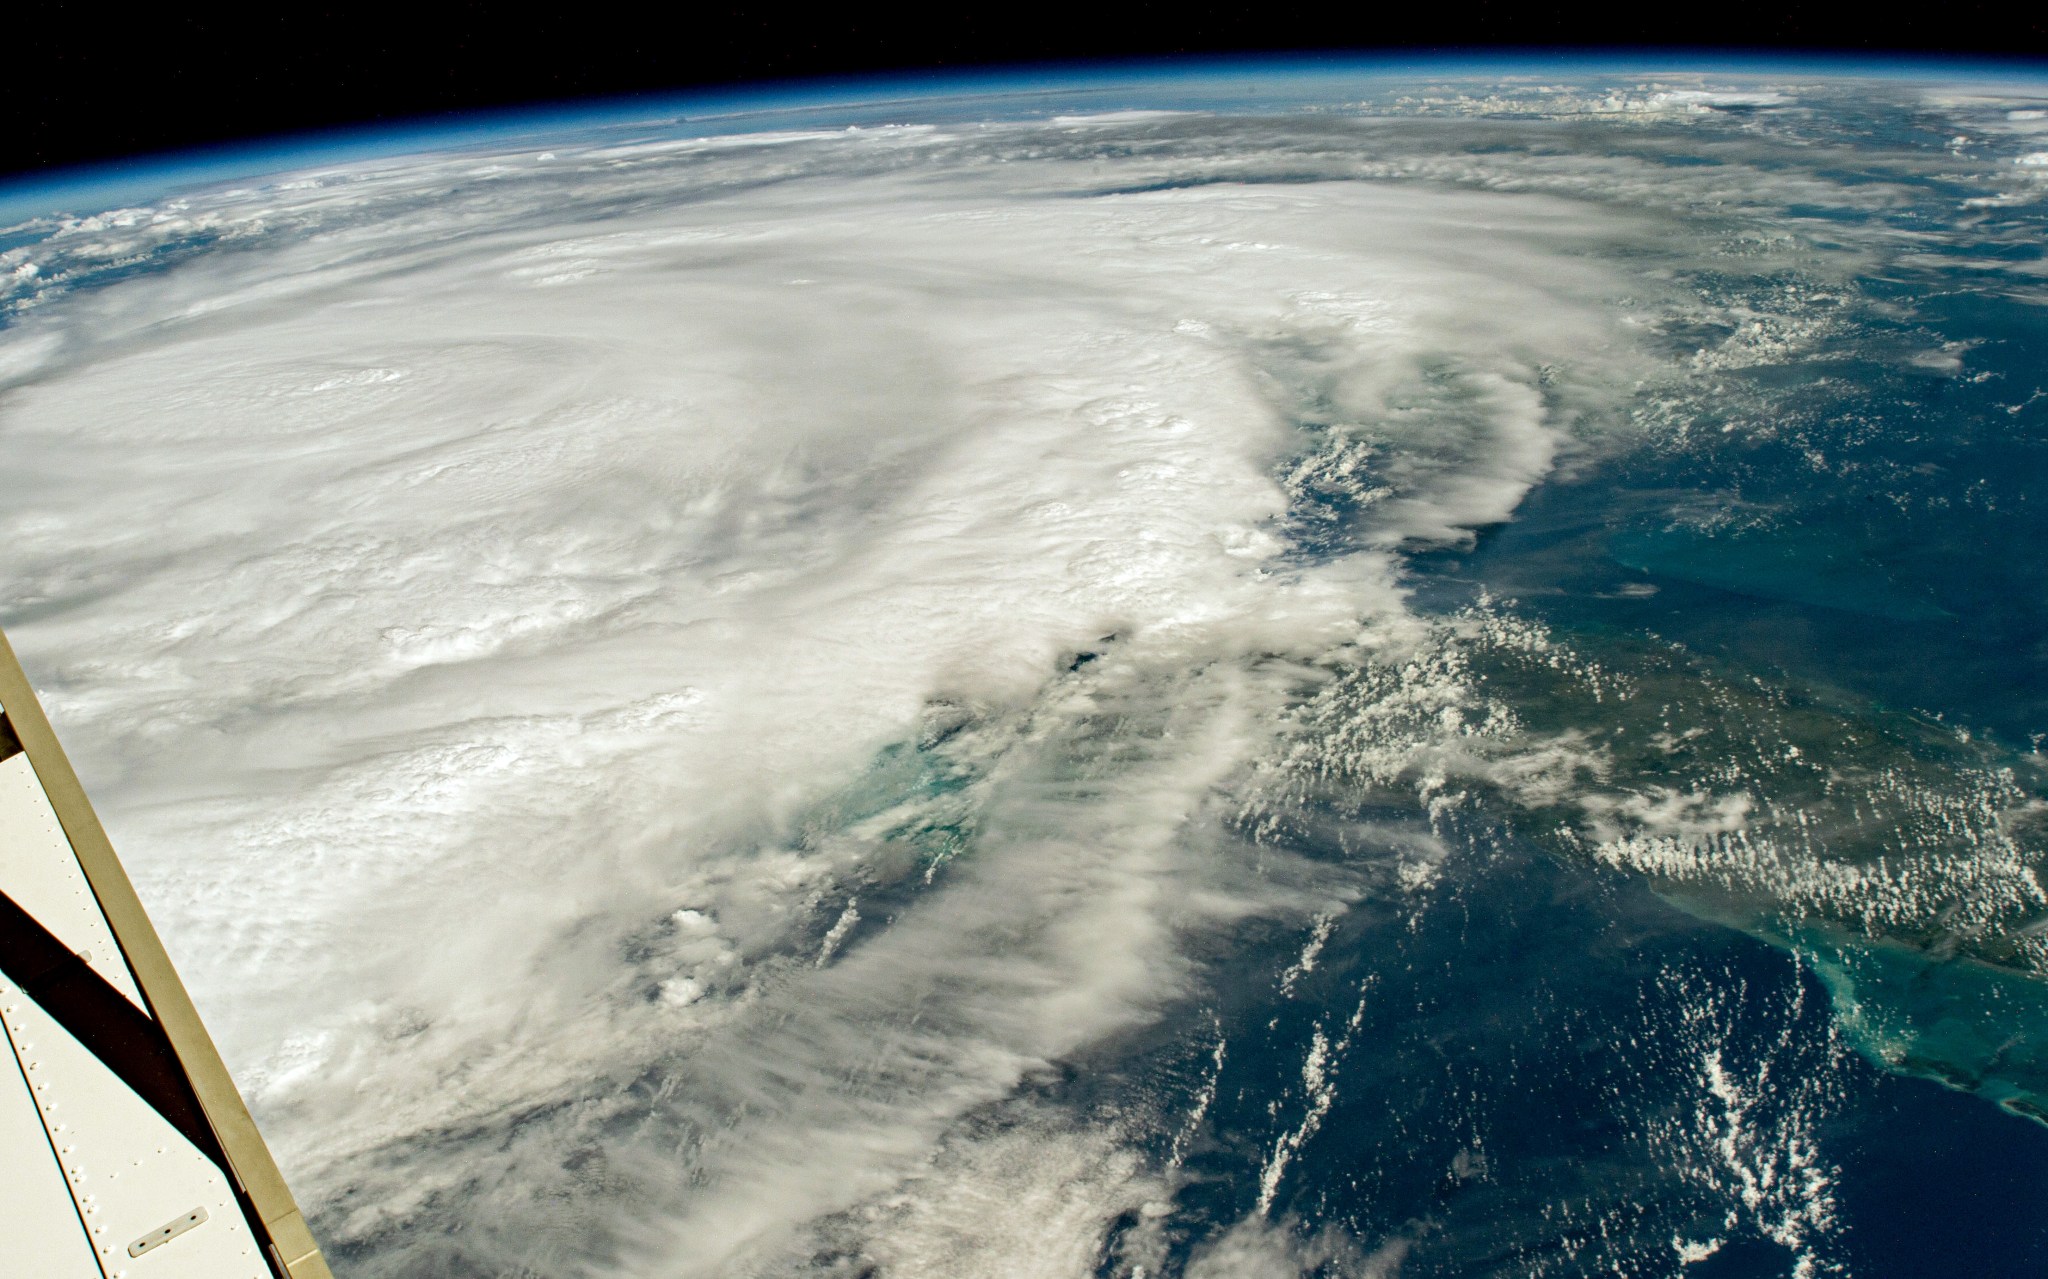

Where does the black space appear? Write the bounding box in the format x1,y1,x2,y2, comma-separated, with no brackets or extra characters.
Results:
9,4,2048,182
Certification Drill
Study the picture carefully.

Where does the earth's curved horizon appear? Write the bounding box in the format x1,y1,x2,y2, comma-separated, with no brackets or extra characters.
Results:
5,57,2048,1278
10,53,2048,222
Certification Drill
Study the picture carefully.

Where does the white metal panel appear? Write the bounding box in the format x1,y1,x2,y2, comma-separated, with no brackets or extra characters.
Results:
0,752,147,1009
0,1010,104,1279
1,975,270,1279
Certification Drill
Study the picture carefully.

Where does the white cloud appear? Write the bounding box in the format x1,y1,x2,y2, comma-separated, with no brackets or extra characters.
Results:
0,104,1819,1274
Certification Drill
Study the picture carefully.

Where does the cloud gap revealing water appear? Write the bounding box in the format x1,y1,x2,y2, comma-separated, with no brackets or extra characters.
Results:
4,64,2048,1278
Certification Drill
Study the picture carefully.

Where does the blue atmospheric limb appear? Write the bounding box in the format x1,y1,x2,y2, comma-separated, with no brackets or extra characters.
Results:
3,60,2048,1279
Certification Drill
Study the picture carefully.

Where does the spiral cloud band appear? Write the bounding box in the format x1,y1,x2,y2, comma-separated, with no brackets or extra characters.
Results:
7,81,2047,1277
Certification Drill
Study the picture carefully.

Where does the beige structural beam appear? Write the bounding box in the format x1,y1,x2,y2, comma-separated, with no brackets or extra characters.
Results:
0,627,333,1279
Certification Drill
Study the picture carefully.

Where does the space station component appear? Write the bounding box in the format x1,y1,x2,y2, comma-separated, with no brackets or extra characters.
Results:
0,627,331,1279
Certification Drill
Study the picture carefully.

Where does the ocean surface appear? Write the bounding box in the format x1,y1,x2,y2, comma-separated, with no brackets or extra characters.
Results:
3,58,2048,1277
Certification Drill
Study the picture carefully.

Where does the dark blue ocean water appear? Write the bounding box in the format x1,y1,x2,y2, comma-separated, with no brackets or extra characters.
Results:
1363,172,2048,1267
1039,77,2048,1270
1420,284,2048,748
1051,820,2048,1276
10,61,2048,1278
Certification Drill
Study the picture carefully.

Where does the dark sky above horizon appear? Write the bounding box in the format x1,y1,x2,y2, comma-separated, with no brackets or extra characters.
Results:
9,4,2048,183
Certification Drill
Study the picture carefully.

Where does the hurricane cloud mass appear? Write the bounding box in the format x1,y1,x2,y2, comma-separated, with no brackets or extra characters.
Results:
4,83,2046,1277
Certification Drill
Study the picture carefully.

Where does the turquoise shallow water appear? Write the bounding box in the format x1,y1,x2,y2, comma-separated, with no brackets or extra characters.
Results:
1403,235,2048,1057
1375,121,2048,1269
8,59,2048,1279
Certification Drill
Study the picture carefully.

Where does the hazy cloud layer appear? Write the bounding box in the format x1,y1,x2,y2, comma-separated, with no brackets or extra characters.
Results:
0,92,1986,1276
